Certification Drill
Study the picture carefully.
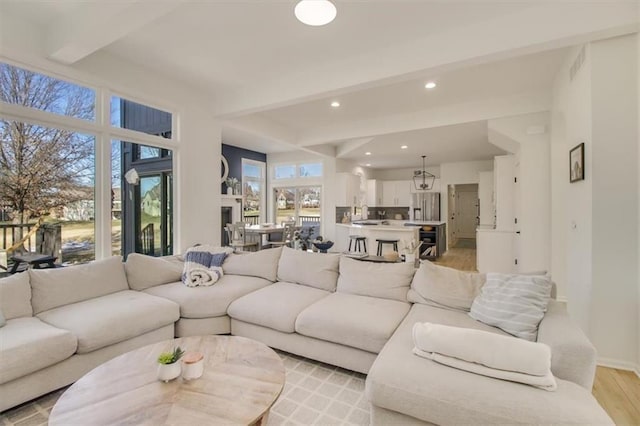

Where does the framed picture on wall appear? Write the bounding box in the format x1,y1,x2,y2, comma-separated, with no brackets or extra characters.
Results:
570,142,585,183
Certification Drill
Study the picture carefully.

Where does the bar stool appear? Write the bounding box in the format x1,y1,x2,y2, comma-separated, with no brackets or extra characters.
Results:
376,239,399,256
348,235,367,253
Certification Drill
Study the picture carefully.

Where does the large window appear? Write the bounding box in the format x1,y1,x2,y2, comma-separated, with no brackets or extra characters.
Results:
0,61,178,268
274,186,321,226
242,159,265,225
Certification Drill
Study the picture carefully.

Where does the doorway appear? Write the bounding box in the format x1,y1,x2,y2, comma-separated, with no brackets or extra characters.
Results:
448,183,478,249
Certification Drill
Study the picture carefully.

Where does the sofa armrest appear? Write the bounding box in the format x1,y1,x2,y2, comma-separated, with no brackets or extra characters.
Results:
537,300,597,390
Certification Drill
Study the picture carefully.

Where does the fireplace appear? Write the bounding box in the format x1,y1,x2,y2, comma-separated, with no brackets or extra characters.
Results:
221,195,242,245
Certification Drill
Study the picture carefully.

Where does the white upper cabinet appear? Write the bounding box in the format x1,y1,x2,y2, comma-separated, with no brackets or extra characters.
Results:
366,179,383,206
382,180,412,206
336,173,361,207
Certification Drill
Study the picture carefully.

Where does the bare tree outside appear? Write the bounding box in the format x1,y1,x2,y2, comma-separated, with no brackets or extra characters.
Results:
0,63,95,226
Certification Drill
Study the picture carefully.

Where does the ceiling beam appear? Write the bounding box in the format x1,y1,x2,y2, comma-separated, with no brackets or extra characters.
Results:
296,91,551,147
211,2,638,118
47,1,183,64
336,138,374,158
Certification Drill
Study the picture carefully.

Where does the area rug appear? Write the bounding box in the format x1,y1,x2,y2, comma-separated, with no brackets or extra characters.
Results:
452,238,476,249
0,350,369,426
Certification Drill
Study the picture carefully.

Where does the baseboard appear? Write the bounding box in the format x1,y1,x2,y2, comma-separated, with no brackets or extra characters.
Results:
597,357,640,376
555,296,567,303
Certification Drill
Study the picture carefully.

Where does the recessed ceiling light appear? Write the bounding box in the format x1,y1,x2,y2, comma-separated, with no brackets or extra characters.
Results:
401,145,408,149
295,0,337,26
365,152,372,156
331,101,340,108
365,163,371,167
425,81,437,89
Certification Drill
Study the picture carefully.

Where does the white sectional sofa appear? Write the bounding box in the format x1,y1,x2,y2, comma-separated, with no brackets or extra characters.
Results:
0,247,613,424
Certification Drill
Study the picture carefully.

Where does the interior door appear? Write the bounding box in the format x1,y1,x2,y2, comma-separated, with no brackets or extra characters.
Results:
456,190,478,239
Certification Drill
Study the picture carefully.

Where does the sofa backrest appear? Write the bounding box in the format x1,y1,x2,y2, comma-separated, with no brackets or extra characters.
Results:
125,253,184,291
337,256,415,302
277,247,339,291
408,261,486,312
223,246,283,282
0,271,32,319
30,256,129,314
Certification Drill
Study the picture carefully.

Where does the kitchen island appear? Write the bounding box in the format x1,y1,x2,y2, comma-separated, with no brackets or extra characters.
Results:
334,220,446,259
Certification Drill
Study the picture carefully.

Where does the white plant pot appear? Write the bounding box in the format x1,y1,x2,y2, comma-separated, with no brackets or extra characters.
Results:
405,252,416,264
157,362,181,382
227,187,233,195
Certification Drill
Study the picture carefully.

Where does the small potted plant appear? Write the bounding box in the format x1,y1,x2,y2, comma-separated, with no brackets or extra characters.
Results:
402,240,423,265
157,347,185,382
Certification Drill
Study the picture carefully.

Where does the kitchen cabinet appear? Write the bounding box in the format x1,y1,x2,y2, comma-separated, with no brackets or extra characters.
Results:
336,173,361,207
366,179,383,206
478,171,494,227
382,180,412,206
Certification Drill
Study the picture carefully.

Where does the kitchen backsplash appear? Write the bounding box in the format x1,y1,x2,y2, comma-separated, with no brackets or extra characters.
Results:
336,206,410,222
370,207,410,220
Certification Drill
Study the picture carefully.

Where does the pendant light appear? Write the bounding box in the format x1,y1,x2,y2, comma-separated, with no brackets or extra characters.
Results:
413,155,436,191
295,0,337,26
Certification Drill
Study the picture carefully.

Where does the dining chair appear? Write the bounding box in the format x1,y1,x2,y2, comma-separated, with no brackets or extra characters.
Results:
267,221,296,248
226,222,259,252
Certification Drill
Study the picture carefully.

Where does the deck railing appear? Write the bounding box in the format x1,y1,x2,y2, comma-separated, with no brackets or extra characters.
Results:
0,223,37,252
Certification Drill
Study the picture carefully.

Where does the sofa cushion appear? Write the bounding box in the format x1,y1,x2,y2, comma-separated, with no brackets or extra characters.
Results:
228,281,329,333
0,271,32,319
337,257,415,302
144,275,271,318
30,256,129,314
0,317,77,384
277,247,339,291
223,247,282,282
296,293,410,353
37,290,179,354
366,304,613,425
125,253,184,291
408,261,485,311
469,272,552,341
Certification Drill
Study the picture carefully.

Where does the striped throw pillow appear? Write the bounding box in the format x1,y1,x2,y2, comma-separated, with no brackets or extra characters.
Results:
469,273,552,341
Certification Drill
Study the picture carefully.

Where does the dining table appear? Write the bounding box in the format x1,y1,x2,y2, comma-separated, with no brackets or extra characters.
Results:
245,224,296,249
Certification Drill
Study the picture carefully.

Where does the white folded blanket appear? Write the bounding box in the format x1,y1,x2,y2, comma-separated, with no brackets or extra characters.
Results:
412,322,557,391
181,247,227,287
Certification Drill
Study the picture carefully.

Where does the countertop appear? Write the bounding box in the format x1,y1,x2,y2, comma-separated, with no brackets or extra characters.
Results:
336,220,446,231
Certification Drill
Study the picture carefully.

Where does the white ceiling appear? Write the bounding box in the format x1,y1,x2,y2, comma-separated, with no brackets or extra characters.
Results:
1,0,637,169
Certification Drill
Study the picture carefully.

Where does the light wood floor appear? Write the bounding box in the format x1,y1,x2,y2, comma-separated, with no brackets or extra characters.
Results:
434,246,640,424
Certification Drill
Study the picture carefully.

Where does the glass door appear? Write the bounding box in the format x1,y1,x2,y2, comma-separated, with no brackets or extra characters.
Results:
136,173,172,256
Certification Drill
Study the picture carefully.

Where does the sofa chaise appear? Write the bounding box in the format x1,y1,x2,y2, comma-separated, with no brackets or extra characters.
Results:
0,246,613,424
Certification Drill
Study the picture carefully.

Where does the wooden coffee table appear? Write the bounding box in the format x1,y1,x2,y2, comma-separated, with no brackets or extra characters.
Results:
49,335,285,425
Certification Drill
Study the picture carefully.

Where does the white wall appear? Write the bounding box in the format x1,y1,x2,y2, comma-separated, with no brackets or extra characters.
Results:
589,35,638,370
637,28,640,376
550,35,639,371
550,44,593,312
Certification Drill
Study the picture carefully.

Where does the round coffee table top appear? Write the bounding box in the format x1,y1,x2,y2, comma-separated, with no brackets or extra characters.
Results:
49,335,285,425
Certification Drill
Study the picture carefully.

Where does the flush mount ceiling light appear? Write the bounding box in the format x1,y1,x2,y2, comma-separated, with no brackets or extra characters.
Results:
401,145,408,149
331,101,340,108
365,163,371,167
425,81,437,89
413,155,436,191
365,152,372,156
295,0,337,26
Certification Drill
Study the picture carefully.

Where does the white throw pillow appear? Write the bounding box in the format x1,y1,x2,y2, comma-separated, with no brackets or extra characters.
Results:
125,253,184,291
223,246,282,282
277,247,340,291
0,271,32,319
337,256,415,302
30,256,129,314
408,261,485,311
469,272,552,341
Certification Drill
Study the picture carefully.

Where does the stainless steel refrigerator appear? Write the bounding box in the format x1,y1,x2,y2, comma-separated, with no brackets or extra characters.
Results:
411,193,440,221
